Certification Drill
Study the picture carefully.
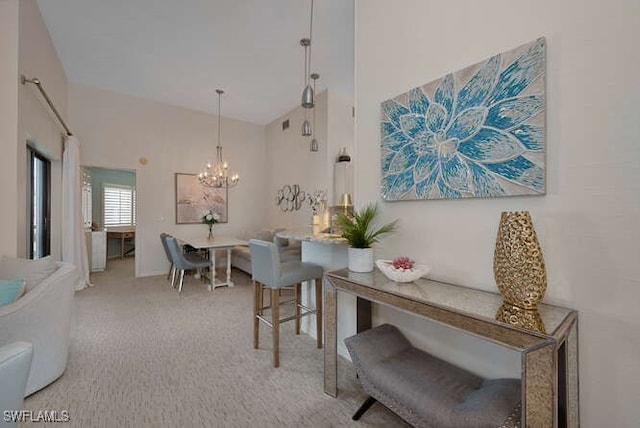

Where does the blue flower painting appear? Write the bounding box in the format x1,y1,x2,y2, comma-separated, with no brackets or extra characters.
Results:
381,38,546,201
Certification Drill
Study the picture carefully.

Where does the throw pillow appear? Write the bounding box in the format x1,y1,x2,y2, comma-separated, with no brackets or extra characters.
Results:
0,256,57,292
0,279,26,307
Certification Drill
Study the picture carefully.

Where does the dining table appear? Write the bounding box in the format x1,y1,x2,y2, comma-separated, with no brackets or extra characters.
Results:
176,236,247,290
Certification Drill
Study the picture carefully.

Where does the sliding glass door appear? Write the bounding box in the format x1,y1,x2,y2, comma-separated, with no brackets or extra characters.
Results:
28,147,51,259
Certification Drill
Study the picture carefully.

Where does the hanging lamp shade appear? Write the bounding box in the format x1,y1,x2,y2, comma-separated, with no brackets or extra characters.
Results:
309,73,320,150
300,0,315,109
302,84,314,109
302,119,312,136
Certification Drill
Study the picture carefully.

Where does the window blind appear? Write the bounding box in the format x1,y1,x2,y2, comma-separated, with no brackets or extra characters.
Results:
103,184,135,227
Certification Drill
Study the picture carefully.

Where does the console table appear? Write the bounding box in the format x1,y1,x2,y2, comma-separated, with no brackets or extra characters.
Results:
106,226,135,259
324,269,579,428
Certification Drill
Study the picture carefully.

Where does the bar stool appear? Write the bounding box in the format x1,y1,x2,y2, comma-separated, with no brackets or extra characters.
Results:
249,239,324,367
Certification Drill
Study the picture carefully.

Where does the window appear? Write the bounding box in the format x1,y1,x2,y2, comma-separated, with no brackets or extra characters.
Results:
28,147,51,259
103,184,136,227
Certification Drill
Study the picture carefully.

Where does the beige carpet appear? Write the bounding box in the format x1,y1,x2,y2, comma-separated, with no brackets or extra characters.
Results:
23,258,407,427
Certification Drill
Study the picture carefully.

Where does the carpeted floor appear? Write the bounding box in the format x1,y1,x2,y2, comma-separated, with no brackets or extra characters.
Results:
23,258,407,427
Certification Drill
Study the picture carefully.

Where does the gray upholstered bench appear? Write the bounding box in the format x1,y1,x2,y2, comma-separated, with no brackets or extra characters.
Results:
345,324,522,428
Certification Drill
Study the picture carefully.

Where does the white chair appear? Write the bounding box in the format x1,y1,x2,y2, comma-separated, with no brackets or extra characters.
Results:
0,342,33,428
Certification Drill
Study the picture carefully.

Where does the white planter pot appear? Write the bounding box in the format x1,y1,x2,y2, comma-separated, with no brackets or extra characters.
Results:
348,247,374,272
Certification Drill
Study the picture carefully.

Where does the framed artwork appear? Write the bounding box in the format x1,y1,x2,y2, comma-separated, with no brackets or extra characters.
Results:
381,37,546,201
175,173,228,224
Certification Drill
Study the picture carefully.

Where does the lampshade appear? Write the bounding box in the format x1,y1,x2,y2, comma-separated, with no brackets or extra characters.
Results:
340,193,353,207
302,119,312,136
300,0,315,109
302,84,314,109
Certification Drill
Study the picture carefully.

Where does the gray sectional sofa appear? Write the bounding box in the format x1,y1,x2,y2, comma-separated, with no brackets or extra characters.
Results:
231,229,301,275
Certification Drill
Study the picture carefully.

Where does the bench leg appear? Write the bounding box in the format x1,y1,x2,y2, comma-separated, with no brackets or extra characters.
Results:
352,396,377,421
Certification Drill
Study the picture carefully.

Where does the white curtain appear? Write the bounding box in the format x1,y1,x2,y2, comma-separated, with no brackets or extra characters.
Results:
62,135,91,291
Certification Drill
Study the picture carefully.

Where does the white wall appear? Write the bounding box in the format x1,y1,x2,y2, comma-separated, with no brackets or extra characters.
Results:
266,91,330,229
18,0,68,260
68,83,267,277
0,0,67,259
355,1,640,426
0,0,20,257
265,90,354,229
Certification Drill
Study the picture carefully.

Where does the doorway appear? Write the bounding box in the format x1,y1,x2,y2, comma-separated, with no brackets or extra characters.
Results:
82,166,136,277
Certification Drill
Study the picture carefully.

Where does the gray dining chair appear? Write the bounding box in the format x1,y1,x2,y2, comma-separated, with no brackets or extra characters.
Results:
165,236,212,294
160,233,176,287
249,239,324,367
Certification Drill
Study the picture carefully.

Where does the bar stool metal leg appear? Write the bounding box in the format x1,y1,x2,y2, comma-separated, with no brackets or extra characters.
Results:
253,281,260,349
295,283,301,335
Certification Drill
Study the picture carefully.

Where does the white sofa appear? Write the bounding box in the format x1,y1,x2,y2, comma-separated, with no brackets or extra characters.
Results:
232,229,301,275
0,342,33,427
0,261,77,396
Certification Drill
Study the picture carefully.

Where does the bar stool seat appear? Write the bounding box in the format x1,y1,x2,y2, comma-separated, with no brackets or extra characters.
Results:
249,239,324,367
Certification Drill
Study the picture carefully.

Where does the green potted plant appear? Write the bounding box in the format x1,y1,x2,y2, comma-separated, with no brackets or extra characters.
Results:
334,202,398,272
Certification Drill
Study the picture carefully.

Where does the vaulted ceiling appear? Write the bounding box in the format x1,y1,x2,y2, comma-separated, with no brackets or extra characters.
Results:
37,0,354,125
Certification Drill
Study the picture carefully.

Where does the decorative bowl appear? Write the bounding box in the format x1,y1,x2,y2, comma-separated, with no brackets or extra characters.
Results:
375,259,431,283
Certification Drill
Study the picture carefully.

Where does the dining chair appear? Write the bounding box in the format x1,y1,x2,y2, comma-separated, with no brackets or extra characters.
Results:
249,239,324,367
160,233,176,287
165,237,212,294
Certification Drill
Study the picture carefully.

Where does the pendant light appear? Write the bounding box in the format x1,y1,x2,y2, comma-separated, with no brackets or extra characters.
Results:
198,89,239,188
310,73,319,152
302,115,312,136
300,0,315,108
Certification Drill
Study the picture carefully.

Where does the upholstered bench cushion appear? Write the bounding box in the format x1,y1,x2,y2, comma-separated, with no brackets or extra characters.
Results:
231,233,302,275
345,324,521,428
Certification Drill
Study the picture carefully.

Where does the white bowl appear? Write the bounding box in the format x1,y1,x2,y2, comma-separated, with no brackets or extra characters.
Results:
376,259,431,283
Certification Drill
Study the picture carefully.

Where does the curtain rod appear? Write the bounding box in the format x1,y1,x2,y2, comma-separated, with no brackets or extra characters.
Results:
21,75,73,136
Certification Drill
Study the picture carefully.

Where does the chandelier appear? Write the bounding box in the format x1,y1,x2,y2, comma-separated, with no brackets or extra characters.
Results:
198,89,239,189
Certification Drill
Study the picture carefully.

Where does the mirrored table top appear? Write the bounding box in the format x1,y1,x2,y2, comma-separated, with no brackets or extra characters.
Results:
326,268,576,337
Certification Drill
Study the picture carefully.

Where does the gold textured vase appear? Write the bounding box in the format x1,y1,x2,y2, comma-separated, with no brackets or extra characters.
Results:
495,302,546,333
493,211,547,310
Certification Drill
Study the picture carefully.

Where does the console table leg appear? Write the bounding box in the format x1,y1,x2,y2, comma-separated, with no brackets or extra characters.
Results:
324,278,337,397
356,297,372,333
565,320,580,428
523,342,555,427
